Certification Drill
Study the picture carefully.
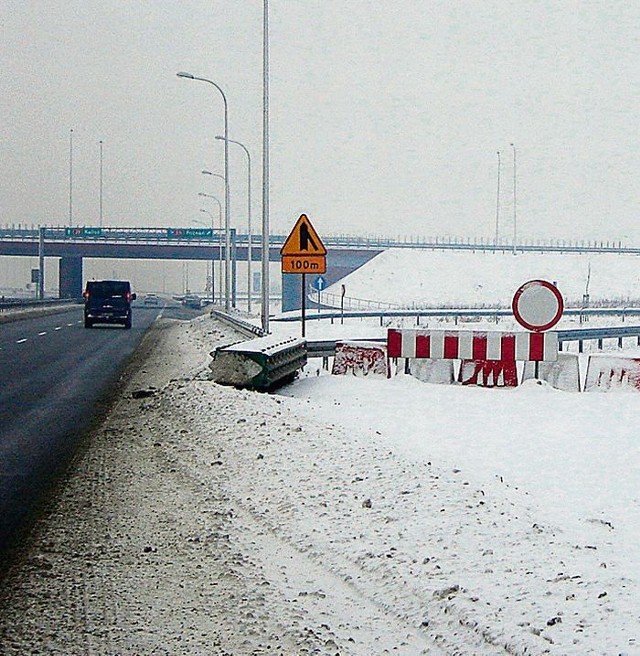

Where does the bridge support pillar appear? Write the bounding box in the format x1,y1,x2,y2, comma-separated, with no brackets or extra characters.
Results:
59,257,83,298
282,273,302,312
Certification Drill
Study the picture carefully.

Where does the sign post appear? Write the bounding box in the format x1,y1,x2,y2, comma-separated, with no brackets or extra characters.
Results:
280,214,327,337
512,279,564,378
312,275,327,314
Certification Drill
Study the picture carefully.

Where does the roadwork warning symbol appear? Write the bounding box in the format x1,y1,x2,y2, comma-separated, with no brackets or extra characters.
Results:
281,214,327,274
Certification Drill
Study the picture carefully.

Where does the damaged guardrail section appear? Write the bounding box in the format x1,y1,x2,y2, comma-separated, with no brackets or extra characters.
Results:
209,335,307,391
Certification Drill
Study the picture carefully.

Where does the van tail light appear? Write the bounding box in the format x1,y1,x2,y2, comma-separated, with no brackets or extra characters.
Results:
126,291,132,302
83,291,90,300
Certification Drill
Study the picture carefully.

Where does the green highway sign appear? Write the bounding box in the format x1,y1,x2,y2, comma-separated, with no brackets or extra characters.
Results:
167,227,214,239
64,227,103,237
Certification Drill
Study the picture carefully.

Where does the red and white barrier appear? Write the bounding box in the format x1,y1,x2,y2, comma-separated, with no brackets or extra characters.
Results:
332,341,388,377
522,353,581,392
387,328,558,362
458,359,519,387
584,355,640,392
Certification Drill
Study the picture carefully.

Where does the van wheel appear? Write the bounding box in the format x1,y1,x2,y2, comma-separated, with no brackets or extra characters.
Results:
84,319,93,328
124,319,132,329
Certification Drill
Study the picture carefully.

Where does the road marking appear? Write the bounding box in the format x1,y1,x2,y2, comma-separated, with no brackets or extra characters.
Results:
54,326,62,331
16,339,27,344
67,323,74,326
38,331,47,336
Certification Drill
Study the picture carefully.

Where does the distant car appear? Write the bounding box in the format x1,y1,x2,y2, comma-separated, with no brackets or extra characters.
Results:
183,294,202,309
83,280,136,329
143,293,161,307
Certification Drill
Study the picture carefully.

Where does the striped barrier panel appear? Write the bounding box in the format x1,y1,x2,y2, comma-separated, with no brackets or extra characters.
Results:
387,329,558,362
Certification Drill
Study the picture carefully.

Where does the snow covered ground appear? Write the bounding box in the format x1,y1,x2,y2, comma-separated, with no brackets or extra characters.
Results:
320,248,640,308
1,248,640,654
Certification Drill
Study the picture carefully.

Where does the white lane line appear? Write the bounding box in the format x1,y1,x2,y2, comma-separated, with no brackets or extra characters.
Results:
38,331,47,336
54,326,62,331
16,338,28,344
67,323,74,326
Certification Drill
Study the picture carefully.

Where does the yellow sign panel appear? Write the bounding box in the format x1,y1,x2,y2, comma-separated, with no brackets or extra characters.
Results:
281,214,327,274
282,254,326,274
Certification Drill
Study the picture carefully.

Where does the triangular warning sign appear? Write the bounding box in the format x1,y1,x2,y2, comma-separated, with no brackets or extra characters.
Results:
280,214,327,256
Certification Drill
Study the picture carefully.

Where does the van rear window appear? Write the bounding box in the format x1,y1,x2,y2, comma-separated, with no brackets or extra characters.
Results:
86,281,130,298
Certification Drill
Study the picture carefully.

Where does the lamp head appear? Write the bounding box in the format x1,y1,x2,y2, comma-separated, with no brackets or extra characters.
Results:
177,71,195,79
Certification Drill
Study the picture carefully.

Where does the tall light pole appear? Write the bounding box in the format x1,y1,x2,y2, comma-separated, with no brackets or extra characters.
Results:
99,140,104,227
177,71,231,312
262,0,270,333
495,150,501,248
69,128,74,227
199,194,223,304
510,143,517,255
215,135,252,313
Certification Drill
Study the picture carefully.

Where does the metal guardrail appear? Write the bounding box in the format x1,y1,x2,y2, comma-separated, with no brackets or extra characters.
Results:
274,306,640,324
210,309,266,338
0,297,80,313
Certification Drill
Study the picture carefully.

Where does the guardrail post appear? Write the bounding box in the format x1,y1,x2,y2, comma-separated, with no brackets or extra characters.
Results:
579,340,584,353
618,336,623,348
598,339,603,350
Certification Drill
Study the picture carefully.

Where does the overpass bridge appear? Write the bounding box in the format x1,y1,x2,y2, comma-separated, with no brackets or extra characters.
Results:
1,226,637,311
0,226,382,310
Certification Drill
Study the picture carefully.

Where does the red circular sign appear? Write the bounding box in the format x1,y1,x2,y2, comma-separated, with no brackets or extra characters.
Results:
512,280,564,332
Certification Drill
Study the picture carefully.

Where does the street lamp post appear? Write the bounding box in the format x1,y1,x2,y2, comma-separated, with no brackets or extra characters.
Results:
69,128,74,227
495,150,501,249
197,208,217,302
199,194,223,304
215,136,252,313
99,140,104,228
510,143,517,255
262,0,270,333
177,71,231,311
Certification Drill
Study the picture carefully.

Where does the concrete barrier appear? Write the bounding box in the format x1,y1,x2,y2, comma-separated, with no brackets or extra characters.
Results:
522,353,581,392
458,359,519,387
409,358,455,385
331,341,388,377
584,355,640,392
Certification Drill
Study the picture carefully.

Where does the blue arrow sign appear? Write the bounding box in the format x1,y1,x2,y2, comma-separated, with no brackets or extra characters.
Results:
312,275,327,291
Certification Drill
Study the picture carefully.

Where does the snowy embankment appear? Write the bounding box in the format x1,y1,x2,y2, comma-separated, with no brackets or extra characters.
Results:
323,248,640,308
2,312,638,655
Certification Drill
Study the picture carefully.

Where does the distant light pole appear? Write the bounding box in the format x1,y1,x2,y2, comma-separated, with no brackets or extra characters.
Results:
99,140,104,227
510,143,517,255
495,150,501,248
262,0,270,333
69,129,74,227
199,194,223,304
202,169,225,185
177,71,231,311
215,135,252,312
197,209,216,302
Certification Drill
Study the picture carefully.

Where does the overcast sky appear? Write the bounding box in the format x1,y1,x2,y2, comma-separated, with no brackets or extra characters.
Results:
2,1,640,245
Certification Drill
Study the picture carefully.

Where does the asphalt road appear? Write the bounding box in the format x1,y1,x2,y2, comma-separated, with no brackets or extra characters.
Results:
0,302,202,554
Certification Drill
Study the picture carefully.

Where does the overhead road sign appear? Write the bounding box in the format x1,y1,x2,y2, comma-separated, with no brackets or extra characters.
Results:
512,279,564,332
64,227,103,238
167,227,214,239
281,214,326,274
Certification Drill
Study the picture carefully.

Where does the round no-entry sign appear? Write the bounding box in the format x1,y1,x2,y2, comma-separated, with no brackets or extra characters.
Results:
512,280,564,332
